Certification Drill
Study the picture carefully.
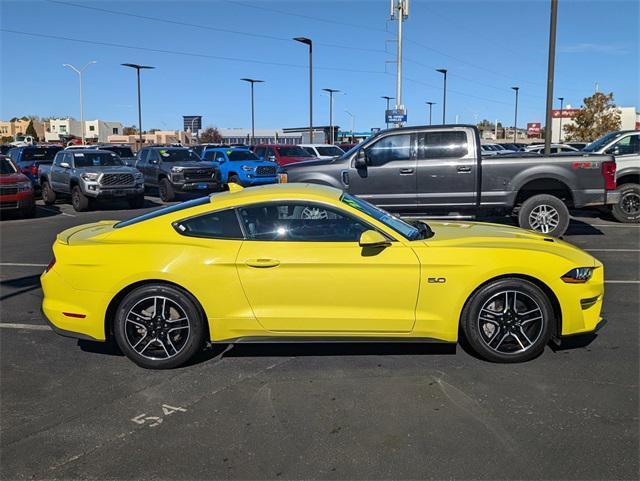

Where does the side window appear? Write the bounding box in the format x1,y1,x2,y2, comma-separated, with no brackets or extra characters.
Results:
237,203,371,242
64,153,74,166
365,134,411,166
138,149,149,163
174,209,243,239
202,151,215,161
254,147,265,158
214,152,226,161
7,148,18,161
418,131,468,159
611,135,640,155
52,152,62,166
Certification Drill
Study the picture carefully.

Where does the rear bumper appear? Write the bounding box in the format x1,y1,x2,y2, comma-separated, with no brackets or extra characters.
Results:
574,189,620,207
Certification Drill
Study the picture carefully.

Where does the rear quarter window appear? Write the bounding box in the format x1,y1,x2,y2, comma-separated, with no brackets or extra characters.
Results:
173,209,243,239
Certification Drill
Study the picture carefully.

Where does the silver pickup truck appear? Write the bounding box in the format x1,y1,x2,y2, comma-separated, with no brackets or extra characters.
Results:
39,149,144,211
284,125,619,237
582,130,639,223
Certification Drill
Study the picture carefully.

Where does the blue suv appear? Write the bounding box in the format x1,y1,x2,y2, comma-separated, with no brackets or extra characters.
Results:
201,147,279,186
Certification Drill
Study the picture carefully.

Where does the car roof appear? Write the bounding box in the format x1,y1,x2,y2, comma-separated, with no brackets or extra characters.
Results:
66,148,115,154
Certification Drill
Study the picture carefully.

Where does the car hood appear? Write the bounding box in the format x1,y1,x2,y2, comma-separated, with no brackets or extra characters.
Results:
422,221,597,266
75,166,139,174
173,162,213,169
0,173,29,184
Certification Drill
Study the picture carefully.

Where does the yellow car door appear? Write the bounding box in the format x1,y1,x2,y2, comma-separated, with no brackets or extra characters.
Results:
235,201,420,333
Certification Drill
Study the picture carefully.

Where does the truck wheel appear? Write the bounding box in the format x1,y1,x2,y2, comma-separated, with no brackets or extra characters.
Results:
128,194,145,209
71,186,90,212
229,174,243,187
611,183,640,223
518,194,569,237
21,201,36,219
41,181,56,205
158,178,175,202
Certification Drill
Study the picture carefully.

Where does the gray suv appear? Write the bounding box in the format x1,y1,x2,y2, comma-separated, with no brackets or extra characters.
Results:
40,149,144,211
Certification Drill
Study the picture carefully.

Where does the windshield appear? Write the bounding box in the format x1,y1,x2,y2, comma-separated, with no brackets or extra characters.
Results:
228,150,259,161
583,131,624,152
157,149,201,162
21,147,62,162
317,146,344,156
102,146,134,157
277,146,314,157
340,193,427,240
72,152,124,167
1,157,17,174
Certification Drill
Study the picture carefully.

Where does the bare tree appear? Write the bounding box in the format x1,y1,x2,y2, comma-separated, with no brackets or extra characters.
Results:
199,127,223,144
564,92,622,141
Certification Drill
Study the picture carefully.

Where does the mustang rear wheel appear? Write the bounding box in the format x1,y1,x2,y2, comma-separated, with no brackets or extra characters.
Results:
461,278,554,363
114,284,206,369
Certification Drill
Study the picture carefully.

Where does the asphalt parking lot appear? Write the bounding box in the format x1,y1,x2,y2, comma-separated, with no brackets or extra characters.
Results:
1,197,638,480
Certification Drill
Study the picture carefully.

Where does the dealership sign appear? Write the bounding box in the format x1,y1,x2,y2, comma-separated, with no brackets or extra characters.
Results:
527,122,541,137
551,108,580,118
386,109,407,124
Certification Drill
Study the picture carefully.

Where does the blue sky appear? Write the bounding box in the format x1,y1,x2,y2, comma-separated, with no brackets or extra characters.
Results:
1,0,637,133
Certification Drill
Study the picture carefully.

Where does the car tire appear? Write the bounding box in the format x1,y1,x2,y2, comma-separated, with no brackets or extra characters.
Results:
41,181,56,205
21,201,36,219
229,174,243,187
128,194,145,209
461,278,554,363
71,185,90,212
158,178,175,202
113,284,206,369
611,183,640,223
518,194,569,237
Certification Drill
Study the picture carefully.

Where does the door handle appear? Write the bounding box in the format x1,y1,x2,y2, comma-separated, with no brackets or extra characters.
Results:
457,166,472,173
245,258,280,268
399,168,415,174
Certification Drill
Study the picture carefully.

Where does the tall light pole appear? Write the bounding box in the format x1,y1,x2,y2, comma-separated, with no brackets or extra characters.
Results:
544,0,559,155
557,96,564,143
122,63,155,149
436,68,447,124
344,110,355,143
426,102,436,125
390,0,409,126
381,96,394,129
511,86,520,143
241,78,264,145
322,88,340,145
63,61,96,145
293,37,313,142
495,119,499,140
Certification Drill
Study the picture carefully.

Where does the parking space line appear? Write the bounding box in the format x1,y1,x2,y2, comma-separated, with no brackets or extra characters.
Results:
36,206,75,217
587,224,640,228
0,263,47,267
0,323,50,331
605,280,640,284
586,249,640,252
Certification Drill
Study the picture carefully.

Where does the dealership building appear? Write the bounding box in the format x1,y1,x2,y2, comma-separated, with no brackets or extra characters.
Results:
549,106,639,142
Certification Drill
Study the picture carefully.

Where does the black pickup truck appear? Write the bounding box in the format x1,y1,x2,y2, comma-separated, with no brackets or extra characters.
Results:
284,125,619,237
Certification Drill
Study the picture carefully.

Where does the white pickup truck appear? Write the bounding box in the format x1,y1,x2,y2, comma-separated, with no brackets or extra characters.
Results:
583,130,640,223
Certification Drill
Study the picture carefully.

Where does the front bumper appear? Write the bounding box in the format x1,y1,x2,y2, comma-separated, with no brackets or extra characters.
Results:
83,183,144,199
0,191,35,211
175,181,219,192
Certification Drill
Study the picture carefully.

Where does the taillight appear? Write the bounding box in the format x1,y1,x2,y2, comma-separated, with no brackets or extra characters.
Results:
30,164,38,176
602,160,616,190
45,256,56,273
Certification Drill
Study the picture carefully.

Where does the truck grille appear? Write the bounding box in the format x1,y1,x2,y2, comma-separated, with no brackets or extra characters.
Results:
101,173,135,187
256,166,277,176
0,201,18,209
184,169,214,182
0,185,18,195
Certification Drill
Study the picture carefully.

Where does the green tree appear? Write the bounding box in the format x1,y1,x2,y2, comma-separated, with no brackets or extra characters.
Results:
25,120,39,141
199,127,223,144
564,92,622,141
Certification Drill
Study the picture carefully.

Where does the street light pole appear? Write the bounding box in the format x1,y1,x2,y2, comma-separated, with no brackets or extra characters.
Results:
344,110,355,143
557,96,564,143
436,69,447,124
322,88,340,145
544,0,559,155
241,78,264,145
381,96,394,129
511,86,520,143
294,37,313,142
426,102,436,125
121,63,155,149
63,61,96,145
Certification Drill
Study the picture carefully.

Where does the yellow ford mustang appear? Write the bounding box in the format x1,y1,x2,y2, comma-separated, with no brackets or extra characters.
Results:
42,184,606,369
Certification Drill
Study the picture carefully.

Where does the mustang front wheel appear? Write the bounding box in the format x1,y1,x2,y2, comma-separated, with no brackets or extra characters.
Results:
114,284,206,369
461,278,554,363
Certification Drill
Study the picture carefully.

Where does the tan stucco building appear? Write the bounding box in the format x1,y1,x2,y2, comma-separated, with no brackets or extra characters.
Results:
0,118,47,141
107,130,193,149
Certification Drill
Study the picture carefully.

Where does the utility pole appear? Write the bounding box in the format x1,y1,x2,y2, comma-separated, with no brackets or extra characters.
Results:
436,69,447,124
543,0,558,155
122,63,155,150
390,0,408,126
344,110,355,143
322,89,340,144
512,86,520,143
241,78,264,145
426,102,436,125
557,96,564,143
294,37,313,142
381,96,394,129
495,119,499,140
63,61,96,145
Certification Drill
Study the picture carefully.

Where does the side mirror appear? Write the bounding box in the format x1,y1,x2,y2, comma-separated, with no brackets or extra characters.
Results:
268,155,276,162
359,230,391,248
60,162,70,169
149,159,158,164
354,149,367,169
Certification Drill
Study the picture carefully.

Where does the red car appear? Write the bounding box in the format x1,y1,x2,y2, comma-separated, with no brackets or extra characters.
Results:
0,155,35,218
252,144,315,166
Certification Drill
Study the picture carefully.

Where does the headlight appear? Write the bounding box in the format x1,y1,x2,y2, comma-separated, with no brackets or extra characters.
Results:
561,267,595,283
171,166,184,173
81,173,100,181
241,165,254,172
134,171,143,179
16,181,32,192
